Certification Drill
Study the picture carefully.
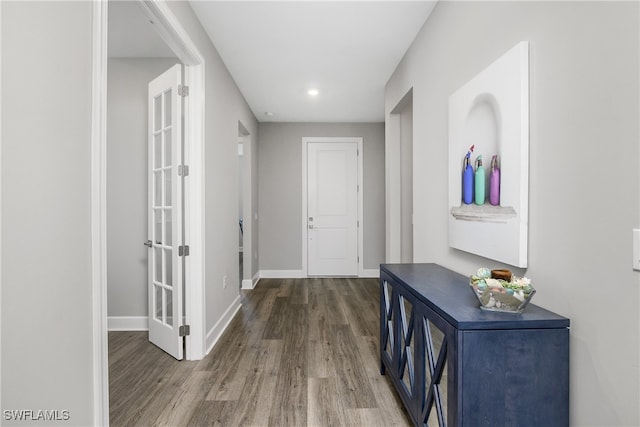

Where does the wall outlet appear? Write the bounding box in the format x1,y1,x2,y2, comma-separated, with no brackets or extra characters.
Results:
223,275,228,289
634,230,640,271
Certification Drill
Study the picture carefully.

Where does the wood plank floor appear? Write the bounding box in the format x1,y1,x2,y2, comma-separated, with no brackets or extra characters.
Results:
109,278,412,426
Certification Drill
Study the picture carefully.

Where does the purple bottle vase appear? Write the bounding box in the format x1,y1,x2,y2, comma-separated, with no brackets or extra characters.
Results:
489,155,500,206
462,156,474,204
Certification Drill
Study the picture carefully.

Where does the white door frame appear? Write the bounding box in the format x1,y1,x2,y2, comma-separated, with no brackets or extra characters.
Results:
302,137,364,277
91,1,206,424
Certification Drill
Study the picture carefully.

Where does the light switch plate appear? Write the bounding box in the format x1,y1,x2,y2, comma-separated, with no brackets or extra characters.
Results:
633,229,640,271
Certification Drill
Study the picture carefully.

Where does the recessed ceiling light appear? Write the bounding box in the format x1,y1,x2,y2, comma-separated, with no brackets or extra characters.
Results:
307,89,319,96
265,112,274,117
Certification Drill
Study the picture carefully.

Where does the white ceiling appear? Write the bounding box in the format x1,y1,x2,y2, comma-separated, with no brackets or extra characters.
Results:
108,1,437,122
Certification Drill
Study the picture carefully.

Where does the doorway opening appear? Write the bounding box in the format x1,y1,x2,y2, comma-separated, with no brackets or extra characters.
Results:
387,89,414,262
238,121,255,290
94,0,206,424
238,137,244,286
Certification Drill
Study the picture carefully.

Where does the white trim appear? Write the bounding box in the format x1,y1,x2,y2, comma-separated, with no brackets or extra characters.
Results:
260,269,306,279
0,0,3,416
356,140,364,276
301,137,364,277
182,61,205,360
108,316,149,331
140,1,201,66
241,271,260,290
260,269,374,279
205,296,242,354
138,0,206,361
91,1,109,426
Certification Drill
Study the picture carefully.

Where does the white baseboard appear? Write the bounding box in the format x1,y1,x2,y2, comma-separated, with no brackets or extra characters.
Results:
361,269,380,278
205,295,242,354
260,269,305,278
108,316,148,331
259,269,379,279
241,271,260,290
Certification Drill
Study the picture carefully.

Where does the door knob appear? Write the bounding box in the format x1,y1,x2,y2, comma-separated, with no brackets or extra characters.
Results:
144,240,153,247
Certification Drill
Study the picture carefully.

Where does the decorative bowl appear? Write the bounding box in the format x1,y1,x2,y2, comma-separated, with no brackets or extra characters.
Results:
469,272,536,314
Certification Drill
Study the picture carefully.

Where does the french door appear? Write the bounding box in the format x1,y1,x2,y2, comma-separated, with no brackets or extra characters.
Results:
147,64,184,359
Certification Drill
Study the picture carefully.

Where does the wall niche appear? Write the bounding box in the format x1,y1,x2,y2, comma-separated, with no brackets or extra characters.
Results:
448,41,529,268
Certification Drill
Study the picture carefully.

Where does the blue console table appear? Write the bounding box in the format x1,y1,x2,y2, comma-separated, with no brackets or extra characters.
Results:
380,263,569,426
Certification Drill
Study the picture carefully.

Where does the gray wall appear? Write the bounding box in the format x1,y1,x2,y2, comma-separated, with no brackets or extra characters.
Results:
166,2,258,338
107,58,178,318
1,2,95,424
385,1,639,425
258,122,385,271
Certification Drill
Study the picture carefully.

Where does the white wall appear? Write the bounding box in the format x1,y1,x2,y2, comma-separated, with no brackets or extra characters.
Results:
165,2,258,349
385,1,639,425
1,2,95,424
107,58,178,323
258,122,385,273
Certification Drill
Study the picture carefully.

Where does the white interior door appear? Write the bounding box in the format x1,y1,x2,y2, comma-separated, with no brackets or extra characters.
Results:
307,142,359,276
147,64,184,359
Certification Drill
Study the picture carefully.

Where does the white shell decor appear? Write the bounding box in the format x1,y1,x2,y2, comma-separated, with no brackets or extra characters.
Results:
469,268,535,313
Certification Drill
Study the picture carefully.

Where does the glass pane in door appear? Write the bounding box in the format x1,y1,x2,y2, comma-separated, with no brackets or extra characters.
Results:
164,171,172,206
165,289,173,327
154,133,162,169
164,130,172,167
154,95,162,131
163,90,172,127
164,249,173,286
164,211,172,246
154,284,162,321
154,210,162,245
154,171,162,207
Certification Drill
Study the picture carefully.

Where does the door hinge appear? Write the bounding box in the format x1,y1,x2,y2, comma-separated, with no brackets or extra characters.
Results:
179,325,190,336
178,165,189,177
179,245,190,256
357,220,360,228
178,85,189,97
357,184,360,192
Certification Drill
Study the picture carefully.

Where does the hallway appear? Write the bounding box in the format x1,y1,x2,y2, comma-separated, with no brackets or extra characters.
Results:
108,278,411,426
